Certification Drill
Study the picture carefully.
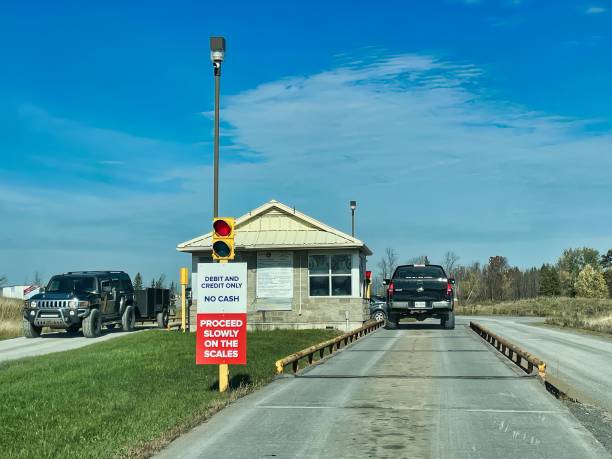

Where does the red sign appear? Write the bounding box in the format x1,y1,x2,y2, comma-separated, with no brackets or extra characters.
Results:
196,313,247,365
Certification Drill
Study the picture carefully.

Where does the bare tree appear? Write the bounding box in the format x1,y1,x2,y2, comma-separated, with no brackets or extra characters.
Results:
442,251,460,275
377,248,399,280
407,255,429,264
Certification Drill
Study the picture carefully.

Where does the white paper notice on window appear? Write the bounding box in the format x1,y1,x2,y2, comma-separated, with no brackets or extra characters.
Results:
256,251,293,299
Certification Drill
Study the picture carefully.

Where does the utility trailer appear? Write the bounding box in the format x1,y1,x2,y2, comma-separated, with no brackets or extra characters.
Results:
135,288,170,329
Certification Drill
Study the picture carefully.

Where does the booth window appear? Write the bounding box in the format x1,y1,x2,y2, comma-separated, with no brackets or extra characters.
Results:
308,254,352,296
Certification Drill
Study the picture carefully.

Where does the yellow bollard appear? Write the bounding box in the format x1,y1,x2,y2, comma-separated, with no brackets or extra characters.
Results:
180,267,189,333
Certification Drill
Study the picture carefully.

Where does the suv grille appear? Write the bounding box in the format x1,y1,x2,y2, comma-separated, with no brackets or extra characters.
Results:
39,300,69,308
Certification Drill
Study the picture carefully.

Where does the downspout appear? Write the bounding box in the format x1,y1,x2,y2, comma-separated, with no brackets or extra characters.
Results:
298,252,303,316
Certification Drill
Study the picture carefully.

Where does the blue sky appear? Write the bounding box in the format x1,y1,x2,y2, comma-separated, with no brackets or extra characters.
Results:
1,0,611,284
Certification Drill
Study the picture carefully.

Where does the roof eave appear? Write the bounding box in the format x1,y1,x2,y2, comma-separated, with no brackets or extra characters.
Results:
178,243,372,254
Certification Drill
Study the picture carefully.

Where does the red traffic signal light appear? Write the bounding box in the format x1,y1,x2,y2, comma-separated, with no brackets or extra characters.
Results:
213,219,233,237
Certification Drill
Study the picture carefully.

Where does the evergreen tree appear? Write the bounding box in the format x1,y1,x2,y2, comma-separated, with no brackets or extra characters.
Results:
600,249,612,270
133,273,143,290
154,274,166,289
539,264,560,296
575,264,608,298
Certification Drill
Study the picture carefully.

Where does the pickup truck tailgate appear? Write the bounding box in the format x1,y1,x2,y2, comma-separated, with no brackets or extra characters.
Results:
393,278,448,302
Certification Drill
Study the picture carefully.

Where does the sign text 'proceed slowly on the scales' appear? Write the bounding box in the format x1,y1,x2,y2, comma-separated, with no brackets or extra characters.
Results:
196,263,247,365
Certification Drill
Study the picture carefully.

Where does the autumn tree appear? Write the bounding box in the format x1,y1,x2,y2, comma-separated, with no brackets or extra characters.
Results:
557,247,600,297
575,264,608,298
483,256,509,301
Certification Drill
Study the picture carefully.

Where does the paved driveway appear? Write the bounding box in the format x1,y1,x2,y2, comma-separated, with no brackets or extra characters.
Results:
155,318,608,459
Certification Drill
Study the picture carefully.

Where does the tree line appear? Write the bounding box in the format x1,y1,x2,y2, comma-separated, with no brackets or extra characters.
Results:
375,247,612,302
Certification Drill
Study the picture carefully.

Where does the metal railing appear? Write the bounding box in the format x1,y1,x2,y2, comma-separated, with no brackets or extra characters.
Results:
470,321,546,377
275,320,385,374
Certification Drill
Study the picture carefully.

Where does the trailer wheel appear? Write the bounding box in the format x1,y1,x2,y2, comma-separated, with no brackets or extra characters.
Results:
23,319,42,338
83,309,102,338
156,309,169,329
121,305,136,332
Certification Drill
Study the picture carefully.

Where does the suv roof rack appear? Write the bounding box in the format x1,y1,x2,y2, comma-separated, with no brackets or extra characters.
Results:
65,271,126,275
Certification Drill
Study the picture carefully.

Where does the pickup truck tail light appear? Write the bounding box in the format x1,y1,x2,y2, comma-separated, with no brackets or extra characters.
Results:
388,281,394,298
446,282,452,296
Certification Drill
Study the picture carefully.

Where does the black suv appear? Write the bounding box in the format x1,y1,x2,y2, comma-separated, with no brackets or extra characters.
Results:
23,271,136,338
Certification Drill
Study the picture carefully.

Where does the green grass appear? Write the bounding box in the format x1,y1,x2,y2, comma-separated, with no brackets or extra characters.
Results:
0,297,23,340
0,329,339,458
456,297,612,335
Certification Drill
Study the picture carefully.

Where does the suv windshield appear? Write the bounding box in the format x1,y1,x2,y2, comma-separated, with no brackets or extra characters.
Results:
393,266,446,279
47,276,96,292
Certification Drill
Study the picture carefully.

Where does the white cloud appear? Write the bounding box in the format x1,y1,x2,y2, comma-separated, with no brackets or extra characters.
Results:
585,6,606,14
4,52,612,282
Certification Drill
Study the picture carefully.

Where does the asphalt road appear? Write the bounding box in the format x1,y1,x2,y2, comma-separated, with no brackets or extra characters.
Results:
469,316,612,411
0,327,147,363
156,317,609,459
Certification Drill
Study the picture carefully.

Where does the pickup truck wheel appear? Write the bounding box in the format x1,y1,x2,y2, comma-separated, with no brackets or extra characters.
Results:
443,312,455,330
121,305,136,332
156,309,169,329
385,314,399,330
372,310,386,323
23,319,42,338
83,309,102,338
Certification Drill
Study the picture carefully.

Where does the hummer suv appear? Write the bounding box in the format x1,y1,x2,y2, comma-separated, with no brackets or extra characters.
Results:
23,271,137,338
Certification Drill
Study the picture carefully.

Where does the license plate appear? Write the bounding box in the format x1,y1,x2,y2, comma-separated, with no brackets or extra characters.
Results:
414,301,426,308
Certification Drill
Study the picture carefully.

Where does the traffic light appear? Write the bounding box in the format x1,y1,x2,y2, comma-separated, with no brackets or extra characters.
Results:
212,217,235,261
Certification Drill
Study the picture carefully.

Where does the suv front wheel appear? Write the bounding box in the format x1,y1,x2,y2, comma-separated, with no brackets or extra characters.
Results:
122,305,136,332
23,319,42,338
83,309,102,338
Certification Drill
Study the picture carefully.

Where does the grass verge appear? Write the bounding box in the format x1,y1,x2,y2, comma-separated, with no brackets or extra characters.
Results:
0,297,23,340
456,297,612,335
0,328,339,459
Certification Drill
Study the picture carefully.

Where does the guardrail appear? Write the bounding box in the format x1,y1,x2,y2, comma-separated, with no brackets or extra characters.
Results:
470,321,546,377
275,320,385,374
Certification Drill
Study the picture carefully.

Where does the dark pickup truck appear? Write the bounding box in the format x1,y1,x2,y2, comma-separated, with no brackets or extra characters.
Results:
384,264,455,330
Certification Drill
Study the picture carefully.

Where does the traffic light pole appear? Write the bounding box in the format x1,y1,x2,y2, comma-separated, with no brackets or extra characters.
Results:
218,259,230,393
213,63,221,218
